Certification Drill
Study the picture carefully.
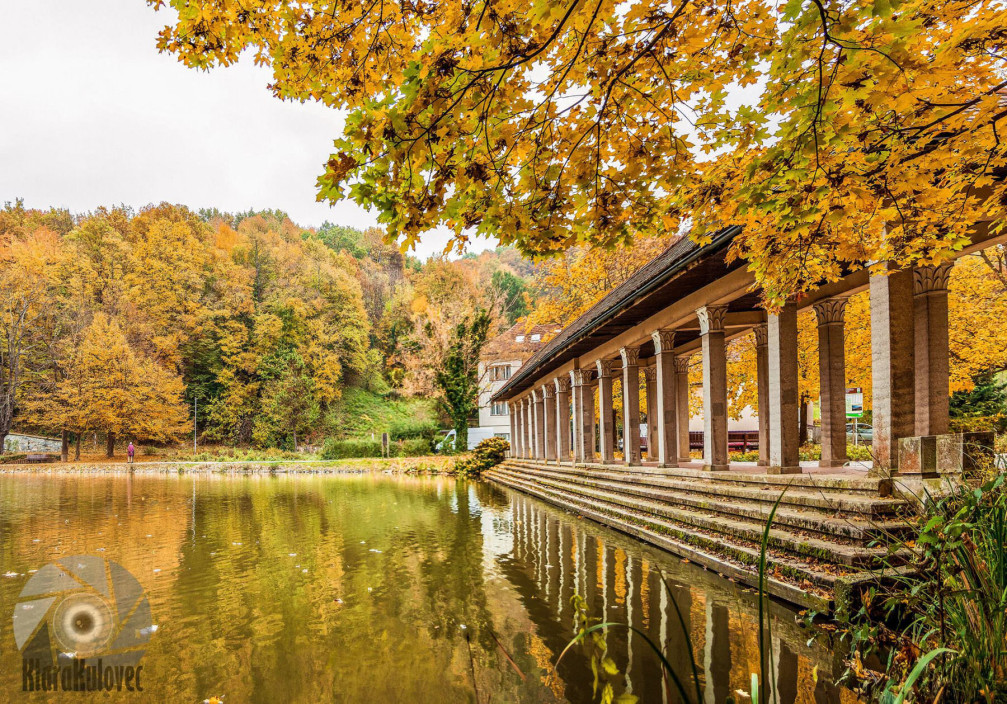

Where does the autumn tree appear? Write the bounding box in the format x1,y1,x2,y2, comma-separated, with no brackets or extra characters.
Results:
146,0,1007,305
40,314,188,456
434,309,492,449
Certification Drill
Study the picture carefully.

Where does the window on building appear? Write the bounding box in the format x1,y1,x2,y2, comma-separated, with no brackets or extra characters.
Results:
515,335,525,342
490,365,512,381
530,333,541,342
490,402,509,416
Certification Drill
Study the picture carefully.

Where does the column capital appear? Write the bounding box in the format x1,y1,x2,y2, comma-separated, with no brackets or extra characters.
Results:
914,263,953,295
542,384,555,399
696,305,728,334
651,329,676,354
555,375,571,393
753,323,768,347
531,389,541,402
596,359,616,378
674,356,691,374
813,297,848,326
642,365,657,382
620,346,640,367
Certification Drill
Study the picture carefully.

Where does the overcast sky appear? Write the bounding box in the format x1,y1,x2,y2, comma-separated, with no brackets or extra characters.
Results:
0,1,497,259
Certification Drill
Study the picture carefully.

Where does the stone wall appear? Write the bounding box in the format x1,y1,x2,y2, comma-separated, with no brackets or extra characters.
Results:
4,433,62,454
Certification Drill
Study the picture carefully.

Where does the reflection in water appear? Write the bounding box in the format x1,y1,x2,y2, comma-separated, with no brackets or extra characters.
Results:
0,473,854,703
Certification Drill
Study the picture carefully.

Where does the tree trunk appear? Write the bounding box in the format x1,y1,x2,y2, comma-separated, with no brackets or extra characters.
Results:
74,434,81,461
106,432,114,459
61,429,69,463
0,431,6,455
799,396,810,446
293,428,297,452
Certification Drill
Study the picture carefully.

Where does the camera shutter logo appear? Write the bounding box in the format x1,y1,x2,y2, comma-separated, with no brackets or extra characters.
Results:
12,555,153,667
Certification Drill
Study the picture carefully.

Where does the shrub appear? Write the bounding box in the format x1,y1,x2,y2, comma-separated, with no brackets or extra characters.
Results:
388,419,438,441
399,437,433,456
454,437,509,477
320,438,383,459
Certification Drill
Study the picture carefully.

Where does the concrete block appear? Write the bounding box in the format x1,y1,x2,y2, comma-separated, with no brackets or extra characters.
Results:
897,435,937,477
936,432,995,474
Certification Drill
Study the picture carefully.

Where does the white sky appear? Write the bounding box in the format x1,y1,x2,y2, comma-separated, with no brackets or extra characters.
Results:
0,1,497,259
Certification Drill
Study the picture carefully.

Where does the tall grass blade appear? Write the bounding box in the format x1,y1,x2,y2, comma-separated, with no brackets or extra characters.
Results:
892,648,955,704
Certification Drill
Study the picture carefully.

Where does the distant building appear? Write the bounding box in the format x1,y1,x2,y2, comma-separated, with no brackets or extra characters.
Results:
469,323,559,449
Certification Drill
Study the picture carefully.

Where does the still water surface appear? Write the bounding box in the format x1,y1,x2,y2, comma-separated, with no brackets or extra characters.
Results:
0,473,854,703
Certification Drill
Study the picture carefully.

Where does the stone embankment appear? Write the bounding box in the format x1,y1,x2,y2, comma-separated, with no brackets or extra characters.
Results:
486,459,914,616
0,456,456,475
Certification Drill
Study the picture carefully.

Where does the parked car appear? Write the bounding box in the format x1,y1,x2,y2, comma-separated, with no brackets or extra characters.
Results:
434,429,457,453
846,422,872,442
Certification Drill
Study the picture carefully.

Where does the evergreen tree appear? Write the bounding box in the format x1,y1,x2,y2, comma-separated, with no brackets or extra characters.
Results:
434,309,491,450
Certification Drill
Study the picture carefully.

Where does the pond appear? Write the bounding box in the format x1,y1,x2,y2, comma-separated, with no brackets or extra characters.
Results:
0,472,854,703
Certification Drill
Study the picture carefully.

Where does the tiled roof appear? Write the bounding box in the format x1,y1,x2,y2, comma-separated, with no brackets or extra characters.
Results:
492,226,741,401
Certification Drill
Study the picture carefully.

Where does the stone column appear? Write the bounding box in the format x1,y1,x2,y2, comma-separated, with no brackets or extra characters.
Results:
509,401,519,457
570,371,586,463
652,329,679,467
534,390,546,460
814,297,849,468
753,324,770,467
596,359,616,464
527,394,535,459
914,264,952,436
543,384,557,462
768,302,801,474
643,365,659,461
586,378,597,461
675,356,692,464
697,305,729,471
555,376,572,463
870,269,915,473
621,346,642,466
522,398,532,459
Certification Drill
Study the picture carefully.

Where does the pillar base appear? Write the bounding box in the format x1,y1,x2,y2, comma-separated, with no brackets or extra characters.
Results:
625,461,642,467
703,463,730,472
678,456,692,465
768,465,802,475
817,459,847,469
657,462,680,469
757,459,769,467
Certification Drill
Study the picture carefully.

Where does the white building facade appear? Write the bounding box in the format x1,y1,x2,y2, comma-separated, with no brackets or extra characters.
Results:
468,324,557,449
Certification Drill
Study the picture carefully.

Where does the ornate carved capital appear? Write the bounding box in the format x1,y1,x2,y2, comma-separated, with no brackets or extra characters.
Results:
554,375,571,394
914,263,953,295
752,323,769,347
541,384,555,398
620,346,640,367
651,329,676,354
696,305,728,335
596,359,616,378
570,369,586,387
642,366,657,382
674,356,691,374
530,389,541,403
813,297,848,327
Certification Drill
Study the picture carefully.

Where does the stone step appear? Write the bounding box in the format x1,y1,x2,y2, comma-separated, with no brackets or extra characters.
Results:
498,463,911,541
501,461,906,517
504,459,889,495
486,470,842,612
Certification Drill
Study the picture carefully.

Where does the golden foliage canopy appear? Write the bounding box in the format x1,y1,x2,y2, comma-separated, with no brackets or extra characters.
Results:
148,0,1007,302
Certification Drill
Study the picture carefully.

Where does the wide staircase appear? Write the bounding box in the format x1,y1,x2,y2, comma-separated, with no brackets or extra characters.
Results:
486,459,914,615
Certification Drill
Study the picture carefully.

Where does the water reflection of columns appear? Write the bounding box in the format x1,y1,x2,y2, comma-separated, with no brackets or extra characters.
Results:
703,599,731,704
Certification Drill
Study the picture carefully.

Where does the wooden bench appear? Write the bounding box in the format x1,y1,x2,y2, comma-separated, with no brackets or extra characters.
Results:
25,453,54,463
